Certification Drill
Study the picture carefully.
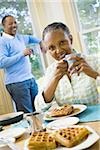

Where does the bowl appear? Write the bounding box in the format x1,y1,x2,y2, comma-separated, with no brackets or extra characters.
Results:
0,112,24,126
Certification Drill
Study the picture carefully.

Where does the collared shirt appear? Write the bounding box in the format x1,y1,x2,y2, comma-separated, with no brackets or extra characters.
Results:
0,32,40,84
2,32,14,39
35,53,100,111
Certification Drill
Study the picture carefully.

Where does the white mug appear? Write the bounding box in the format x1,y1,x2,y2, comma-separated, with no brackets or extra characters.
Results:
64,53,81,66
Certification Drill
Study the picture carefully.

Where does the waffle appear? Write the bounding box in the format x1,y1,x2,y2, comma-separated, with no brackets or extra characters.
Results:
28,131,56,150
54,127,90,148
49,104,74,117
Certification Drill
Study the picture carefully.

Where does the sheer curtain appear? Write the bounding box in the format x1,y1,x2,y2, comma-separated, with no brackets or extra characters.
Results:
26,0,82,66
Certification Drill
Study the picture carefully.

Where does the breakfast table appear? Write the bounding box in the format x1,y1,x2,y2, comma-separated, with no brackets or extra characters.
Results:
18,121,100,150
0,104,100,150
1,121,99,150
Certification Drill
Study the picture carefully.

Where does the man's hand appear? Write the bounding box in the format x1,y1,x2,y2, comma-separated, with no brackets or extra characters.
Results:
23,48,33,56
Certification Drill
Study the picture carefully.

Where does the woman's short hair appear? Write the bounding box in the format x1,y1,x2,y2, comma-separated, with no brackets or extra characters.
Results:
42,22,71,40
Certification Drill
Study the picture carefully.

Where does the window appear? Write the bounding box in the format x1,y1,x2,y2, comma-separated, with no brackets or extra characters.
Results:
74,0,100,54
0,0,44,79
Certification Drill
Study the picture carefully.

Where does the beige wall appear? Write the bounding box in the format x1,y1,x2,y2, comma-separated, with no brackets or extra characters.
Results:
0,70,13,114
27,0,83,66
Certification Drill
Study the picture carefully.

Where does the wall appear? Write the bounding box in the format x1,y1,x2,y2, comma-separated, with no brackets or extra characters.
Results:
0,70,13,114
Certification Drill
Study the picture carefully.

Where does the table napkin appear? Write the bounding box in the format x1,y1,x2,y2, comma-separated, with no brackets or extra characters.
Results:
11,119,29,128
77,104,100,122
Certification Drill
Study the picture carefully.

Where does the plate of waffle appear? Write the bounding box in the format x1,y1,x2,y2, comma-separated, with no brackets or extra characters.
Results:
24,125,99,150
44,104,87,121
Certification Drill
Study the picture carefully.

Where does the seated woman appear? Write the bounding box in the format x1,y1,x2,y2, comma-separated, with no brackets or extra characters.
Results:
35,22,100,111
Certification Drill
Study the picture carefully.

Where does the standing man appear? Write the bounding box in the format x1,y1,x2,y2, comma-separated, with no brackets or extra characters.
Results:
0,15,40,113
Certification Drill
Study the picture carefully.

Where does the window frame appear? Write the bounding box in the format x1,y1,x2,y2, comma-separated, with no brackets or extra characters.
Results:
71,0,100,54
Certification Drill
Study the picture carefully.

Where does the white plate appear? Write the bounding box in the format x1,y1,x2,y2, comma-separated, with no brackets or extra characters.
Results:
44,104,87,121
46,117,79,131
0,137,15,148
24,125,100,150
0,127,26,139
